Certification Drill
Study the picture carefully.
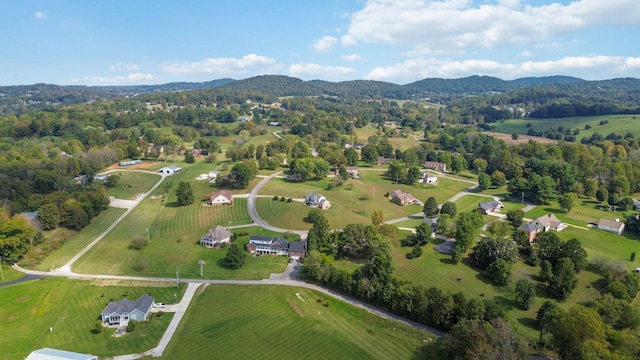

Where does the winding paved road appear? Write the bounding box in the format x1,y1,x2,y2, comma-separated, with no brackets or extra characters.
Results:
9,166,539,358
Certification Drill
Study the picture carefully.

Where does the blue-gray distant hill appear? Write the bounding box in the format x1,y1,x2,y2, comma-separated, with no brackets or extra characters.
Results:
1,75,639,115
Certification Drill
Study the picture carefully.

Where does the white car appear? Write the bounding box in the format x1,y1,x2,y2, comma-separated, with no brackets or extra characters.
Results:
153,303,166,308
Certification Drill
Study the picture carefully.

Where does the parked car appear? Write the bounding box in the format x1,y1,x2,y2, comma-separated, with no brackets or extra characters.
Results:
153,303,166,308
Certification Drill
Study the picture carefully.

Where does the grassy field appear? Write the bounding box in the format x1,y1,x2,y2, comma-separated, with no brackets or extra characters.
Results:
258,170,470,228
161,285,433,360
256,198,313,230
492,114,640,141
27,207,127,271
105,171,161,199
0,277,183,359
0,263,24,283
72,211,289,279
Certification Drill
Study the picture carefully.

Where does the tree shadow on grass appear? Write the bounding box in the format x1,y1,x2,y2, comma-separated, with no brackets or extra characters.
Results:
516,317,539,332
540,207,563,214
164,201,181,208
439,258,456,265
493,295,516,312
411,342,438,360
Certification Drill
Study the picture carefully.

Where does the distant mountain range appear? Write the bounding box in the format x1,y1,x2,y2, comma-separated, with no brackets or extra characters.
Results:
1,75,638,115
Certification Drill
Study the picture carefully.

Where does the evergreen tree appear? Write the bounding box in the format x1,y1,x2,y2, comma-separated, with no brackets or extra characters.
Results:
175,181,194,206
423,196,439,217
224,242,246,269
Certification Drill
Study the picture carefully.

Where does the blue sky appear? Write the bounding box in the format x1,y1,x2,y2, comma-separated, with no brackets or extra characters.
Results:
1,0,639,85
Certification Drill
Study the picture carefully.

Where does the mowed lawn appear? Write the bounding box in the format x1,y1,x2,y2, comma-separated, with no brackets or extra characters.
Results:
258,170,470,228
0,278,182,360
28,207,127,271
105,171,162,199
161,285,433,360
72,200,288,278
493,114,640,141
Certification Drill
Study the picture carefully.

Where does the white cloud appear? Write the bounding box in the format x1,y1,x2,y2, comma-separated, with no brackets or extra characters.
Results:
160,54,276,76
289,63,356,80
109,63,140,71
518,51,533,57
34,12,47,19
312,36,338,53
343,0,640,51
67,73,159,86
365,55,640,82
342,54,365,62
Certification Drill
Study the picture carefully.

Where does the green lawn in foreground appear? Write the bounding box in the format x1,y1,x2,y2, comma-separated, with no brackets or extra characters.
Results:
105,171,161,199
493,114,640,141
0,277,182,359
161,285,433,360
26,207,127,271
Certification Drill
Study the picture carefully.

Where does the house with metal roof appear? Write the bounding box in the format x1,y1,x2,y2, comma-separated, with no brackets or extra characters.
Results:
101,294,154,325
159,165,181,174
26,348,97,360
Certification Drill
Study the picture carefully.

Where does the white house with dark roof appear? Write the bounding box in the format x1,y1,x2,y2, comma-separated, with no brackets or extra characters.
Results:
597,219,625,235
101,294,154,325
305,193,331,210
246,236,307,258
200,225,232,248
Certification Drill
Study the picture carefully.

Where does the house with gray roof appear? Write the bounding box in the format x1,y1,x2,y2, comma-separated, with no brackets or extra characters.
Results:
305,192,331,210
101,294,154,326
518,214,567,243
597,219,625,235
200,225,232,248
477,200,504,214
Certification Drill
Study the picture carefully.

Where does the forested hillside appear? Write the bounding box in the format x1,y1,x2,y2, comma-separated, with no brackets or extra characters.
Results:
3,75,640,117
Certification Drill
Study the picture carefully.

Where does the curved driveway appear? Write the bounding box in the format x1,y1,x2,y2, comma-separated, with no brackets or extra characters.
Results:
10,167,537,358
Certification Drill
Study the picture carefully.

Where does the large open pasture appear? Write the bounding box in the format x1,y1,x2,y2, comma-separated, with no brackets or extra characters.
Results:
161,285,433,360
258,170,470,228
0,277,182,360
105,171,161,199
492,114,640,141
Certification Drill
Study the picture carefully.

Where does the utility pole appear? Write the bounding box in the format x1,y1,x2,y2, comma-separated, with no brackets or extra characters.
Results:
0,256,4,281
146,228,150,244
176,266,180,288
198,260,205,277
